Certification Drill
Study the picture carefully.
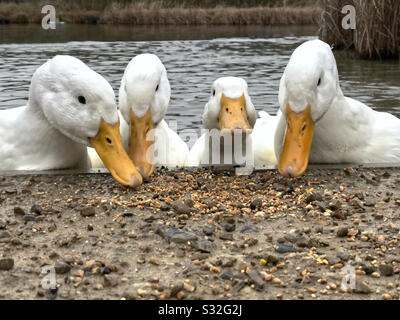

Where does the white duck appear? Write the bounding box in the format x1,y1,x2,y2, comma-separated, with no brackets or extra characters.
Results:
0,55,142,187
187,77,277,169
119,53,189,178
275,39,400,177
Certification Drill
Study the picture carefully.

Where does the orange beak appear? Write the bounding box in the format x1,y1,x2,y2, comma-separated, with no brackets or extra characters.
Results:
128,108,156,179
90,118,142,188
278,104,315,178
219,93,252,134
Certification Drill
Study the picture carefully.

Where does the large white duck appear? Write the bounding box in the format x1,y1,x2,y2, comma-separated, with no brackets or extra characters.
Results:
275,39,400,177
187,77,277,168
119,53,189,178
0,55,142,187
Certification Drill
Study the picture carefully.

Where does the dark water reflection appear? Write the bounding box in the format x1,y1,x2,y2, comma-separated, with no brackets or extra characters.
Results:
0,24,399,133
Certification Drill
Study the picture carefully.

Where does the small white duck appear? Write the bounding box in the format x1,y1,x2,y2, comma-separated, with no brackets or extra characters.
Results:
119,53,189,178
0,55,142,187
187,77,277,168
275,39,400,177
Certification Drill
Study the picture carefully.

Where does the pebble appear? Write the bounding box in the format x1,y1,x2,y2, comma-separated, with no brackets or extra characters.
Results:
155,226,197,244
30,204,43,215
172,200,192,215
383,294,392,300
160,202,170,212
223,223,236,232
337,227,349,237
0,258,14,270
248,269,264,288
379,264,394,277
354,279,372,294
276,245,296,254
23,215,36,222
219,233,234,241
14,207,25,216
103,274,118,287
250,198,262,210
55,262,71,274
203,225,215,236
0,220,5,229
220,271,234,281
80,207,96,217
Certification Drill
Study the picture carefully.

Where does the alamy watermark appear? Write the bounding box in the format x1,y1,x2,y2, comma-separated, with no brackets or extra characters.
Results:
41,265,56,290
41,5,56,30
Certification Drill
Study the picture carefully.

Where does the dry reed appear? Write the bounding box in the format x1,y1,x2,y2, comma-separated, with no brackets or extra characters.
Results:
0,1,322,25
320,0,400,59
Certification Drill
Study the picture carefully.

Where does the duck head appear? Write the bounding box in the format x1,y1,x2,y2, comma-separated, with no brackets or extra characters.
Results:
119,54,170,179
278,40,341,178
203,77,257,134
30,55,142,187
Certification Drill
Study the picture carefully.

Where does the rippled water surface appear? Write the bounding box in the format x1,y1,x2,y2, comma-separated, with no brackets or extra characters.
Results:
1,24,399,132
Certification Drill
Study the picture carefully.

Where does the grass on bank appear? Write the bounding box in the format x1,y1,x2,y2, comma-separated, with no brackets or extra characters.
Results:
0,0,322,25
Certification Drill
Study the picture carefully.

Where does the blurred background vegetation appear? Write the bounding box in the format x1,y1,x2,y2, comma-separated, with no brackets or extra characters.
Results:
0,0,322,9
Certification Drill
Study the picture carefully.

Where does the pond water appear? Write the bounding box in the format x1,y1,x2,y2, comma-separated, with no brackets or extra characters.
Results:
1,24,399,134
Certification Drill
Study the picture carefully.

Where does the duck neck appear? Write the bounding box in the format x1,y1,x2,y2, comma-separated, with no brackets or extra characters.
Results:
19,102,88,170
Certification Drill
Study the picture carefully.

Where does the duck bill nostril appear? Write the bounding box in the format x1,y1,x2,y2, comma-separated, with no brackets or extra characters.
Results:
90,118,143,188
218,93,252,132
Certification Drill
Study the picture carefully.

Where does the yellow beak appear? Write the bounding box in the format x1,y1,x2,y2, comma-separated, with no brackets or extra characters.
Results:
129,108,156,179
90,118,143,188
278,104,315,178
219,93,252,133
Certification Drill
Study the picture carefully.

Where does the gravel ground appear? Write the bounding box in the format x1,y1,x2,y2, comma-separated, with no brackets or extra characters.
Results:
1,167,400,300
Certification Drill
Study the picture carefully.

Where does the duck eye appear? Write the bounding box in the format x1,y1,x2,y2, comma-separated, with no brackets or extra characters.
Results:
78,96,86,104
212,90,216,96
155,84,159,92
317,78,321,87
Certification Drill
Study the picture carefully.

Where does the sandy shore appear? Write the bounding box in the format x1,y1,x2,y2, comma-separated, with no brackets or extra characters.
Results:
1,167,400,300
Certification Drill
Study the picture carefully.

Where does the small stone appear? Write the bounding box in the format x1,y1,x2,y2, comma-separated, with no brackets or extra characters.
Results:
203,225,215,236
223,223,235,232
383,294,392,300
220,271,234,281
176,290,185,300
371,272,380,279
276,245,296,254
155,226,197,244
379,264,394,277
172,201,192,215
0,220,6,229
183,283,196,293
160,202,170,212
250,198,262,210
0,258,14,270
30,204,43,215
103,274,118,287
296,237,310,248
219,233,234,241
354,279,372,294
23,215,36,222
55,262,71,274
337,227,349,237
248,269,264,288
80,207,96,217
14,207,25,216
0,231,11,240
149,257,160,265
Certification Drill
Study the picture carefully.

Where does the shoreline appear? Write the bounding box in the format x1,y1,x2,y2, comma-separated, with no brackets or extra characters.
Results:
0,4,322,25
0,167,399,300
